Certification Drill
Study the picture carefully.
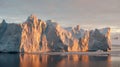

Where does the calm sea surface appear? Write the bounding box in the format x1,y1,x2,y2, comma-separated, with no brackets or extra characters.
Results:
0,45,120,67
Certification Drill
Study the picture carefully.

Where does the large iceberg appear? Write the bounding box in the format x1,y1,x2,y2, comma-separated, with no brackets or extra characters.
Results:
0,15,111,52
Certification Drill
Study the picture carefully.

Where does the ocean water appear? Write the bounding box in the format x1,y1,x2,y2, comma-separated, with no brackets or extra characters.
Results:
0,45,120,67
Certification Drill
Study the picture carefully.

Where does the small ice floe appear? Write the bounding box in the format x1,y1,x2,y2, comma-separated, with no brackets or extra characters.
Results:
95,50,111,56
96,50,104,52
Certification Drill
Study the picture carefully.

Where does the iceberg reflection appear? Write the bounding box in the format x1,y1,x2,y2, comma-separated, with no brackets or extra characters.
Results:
20,53,111,67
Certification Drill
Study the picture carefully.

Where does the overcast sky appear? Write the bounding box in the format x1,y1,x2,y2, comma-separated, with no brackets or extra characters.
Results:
0,0,120,33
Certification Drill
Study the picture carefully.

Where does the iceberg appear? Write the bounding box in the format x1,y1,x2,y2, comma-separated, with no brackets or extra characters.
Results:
0,15,111,52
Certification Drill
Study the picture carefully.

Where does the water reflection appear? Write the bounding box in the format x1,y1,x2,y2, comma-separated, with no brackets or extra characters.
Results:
20,53,111,67
0,53,112,67
20,54,65,67
0,53,20,67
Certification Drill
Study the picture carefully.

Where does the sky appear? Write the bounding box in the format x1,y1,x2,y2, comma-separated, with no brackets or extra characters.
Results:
0,0,120,33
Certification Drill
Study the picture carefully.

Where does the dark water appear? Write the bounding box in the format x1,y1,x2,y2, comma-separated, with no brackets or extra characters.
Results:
0,53,120,67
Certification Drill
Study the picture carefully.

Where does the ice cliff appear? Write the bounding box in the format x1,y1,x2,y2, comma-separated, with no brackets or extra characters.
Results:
0,15,111,52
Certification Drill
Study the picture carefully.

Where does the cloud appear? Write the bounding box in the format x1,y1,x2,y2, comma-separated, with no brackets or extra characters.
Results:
0,0,120,28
